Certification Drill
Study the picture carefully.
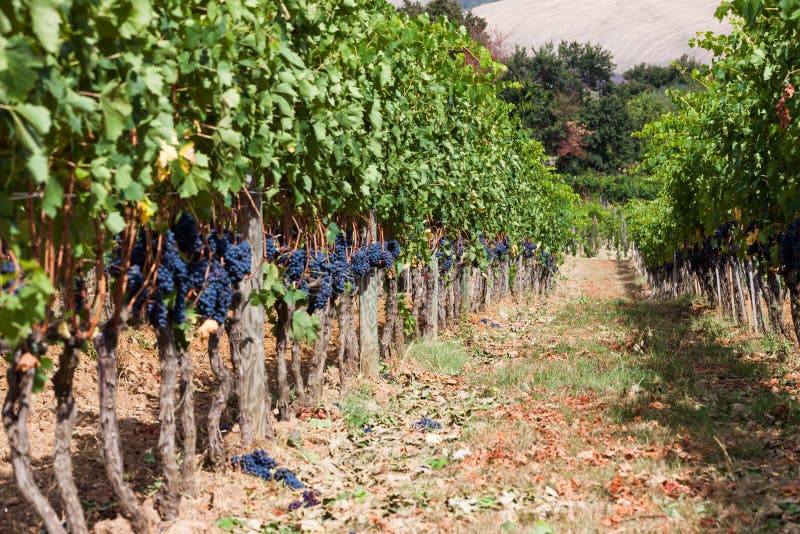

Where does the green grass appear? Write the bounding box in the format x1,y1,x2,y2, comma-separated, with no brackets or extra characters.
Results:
405,339,471,376
340,383,378,430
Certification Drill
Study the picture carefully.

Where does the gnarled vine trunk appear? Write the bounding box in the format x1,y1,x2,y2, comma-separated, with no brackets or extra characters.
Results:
206,330,233,467
4,349,66,534
178,346,198,497
274,300,294,421
411,267,424,338
337,293,359,388
53,342,88,534
380,274,399,360
307,303,335,405
760,270,790,337
155,327,180,520
95,325,150,532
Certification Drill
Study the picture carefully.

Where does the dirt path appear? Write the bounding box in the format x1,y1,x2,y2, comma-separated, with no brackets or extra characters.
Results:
3,257,800,533
554,254,643,301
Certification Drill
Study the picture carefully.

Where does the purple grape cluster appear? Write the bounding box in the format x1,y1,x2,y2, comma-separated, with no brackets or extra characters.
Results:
411,417,442,432
288,490,321,511
479,233,496,263
537,251,558,274
274,467,306,490
194,262,232,324
283,250,307,282
144,231,187,328
231,450,305,489
494,238,510,259
174,213,203,256
231,449,278,479
522,240,537,259
274,233,402,313
109,213,251,329
265,236,278,260
781,220,800,273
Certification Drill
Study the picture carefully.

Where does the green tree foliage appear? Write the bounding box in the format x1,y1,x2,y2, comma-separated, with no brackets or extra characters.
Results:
623,55,703,94
397,0,505,57
400,0,487,34
502,43,700,174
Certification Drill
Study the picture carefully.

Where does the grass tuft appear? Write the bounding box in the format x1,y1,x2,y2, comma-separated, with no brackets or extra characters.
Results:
340,382,378,430
405,339,471,376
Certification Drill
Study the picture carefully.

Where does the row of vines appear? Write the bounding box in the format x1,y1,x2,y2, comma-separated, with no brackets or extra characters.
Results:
626,1,800,338
0,0,579,531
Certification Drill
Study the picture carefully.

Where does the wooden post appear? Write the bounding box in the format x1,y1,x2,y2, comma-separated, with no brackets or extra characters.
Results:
485,267,493,309
359,214,380,376
747,259,759,333
471,266,480,312
672,253,679,297
426,255,439,339
228,176,269,443
732,257,748,327
461,263,471,315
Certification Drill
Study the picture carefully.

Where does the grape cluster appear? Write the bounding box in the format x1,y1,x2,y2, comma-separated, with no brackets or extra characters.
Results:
174,213,203,256
73,278,85,311
288,490,321,511
479,233,495,263
283,250,307,282
231,449,278,479
265,236,278,260
224,241,252,284
274,467,306,490
231,450,305,489
494,238,510,259
109,213,251,329
436,237,454,272
274,233,402,313
522,240,537,259
537,251,558,274
781,219,800,273
194,262,232,325
411,417,442,432
146,231,187,328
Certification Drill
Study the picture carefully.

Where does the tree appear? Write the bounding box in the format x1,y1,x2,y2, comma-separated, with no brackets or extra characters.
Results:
502,43,698,174
399,0,506,58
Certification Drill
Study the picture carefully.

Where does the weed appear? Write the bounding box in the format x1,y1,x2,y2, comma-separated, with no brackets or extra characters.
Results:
692,314,733,342
405,339,470,375
761,331,793,358
340,383,378,430
143,479,163,497
397,293,416,337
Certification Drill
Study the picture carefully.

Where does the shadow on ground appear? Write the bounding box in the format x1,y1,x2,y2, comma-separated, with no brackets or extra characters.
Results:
608,272,800,530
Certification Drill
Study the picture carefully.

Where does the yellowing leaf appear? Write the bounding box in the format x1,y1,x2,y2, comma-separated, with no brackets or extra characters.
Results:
179,142,196,164
158,140,178,171
138,198,157,224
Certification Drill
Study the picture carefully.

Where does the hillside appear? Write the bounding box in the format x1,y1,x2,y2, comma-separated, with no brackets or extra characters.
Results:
469,0,730,73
